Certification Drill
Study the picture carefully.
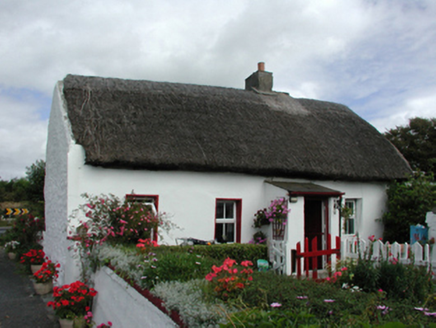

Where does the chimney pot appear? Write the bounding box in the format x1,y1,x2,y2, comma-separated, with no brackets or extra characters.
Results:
258,62,265,72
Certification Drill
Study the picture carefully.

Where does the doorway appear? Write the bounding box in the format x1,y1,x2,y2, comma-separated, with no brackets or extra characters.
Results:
304,197,329,269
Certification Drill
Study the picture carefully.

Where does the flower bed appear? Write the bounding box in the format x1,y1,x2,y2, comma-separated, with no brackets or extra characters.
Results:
93,242,436,327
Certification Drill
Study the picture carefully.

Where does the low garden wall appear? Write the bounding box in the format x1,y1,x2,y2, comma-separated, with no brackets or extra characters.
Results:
93,266,177,328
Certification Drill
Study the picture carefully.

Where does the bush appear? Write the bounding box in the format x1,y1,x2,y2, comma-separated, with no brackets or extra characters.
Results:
219,308,318,327
0,214,44,257
188,244,267,267
140,251,219,288
336,255,433,302
382,171,436,243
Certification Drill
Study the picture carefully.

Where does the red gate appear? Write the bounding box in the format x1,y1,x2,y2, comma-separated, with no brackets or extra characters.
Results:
295,234,341,279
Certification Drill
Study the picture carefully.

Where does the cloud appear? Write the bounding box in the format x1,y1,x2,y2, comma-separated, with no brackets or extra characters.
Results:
0,89,47,180
0,0,435,178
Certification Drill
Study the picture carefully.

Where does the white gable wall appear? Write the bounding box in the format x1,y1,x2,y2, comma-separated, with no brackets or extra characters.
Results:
44,82,75,285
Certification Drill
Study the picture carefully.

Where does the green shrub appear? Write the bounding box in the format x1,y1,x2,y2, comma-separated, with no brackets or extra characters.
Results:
140,251,219,288
191,244,267,266
153,244,267,268
337,258,432,302
219,308,318,327
1,214,44,257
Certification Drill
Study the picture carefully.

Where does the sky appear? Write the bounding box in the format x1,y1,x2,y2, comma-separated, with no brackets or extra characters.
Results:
1,0,435,180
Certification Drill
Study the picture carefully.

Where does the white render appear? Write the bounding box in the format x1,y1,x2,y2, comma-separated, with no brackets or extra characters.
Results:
93,266,177,328
45,82,389,283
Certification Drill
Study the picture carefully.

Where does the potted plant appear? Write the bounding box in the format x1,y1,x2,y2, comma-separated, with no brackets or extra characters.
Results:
4,241,20,260
32,260,60,295
20,249,45,273
257,198,290,240
253,208,270,228
47,280,97,328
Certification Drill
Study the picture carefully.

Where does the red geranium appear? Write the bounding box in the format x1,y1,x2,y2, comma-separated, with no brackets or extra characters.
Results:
205,258,253,301
20,249,45,266
34,260,60,283
47,281,97,319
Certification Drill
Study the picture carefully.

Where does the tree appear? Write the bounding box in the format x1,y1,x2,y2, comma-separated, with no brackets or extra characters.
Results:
384,117,436,176
382,171,436,243
25,159,45,202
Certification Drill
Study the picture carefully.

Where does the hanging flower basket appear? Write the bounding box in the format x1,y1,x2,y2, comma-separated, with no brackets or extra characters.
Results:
272,219,286,240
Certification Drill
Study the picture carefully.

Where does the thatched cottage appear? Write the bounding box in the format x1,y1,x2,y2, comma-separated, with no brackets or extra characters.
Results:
44,63,410,279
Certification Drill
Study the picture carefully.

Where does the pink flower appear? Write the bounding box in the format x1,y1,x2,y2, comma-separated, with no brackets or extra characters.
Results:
368,235,375,242
270,302,282,307
297,296,308,299
324,299,335,303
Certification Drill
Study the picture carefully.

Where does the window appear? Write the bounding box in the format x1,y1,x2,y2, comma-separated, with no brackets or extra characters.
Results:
344,199,358,235
215,199,241,243
126,194,159,239
126,194,158,214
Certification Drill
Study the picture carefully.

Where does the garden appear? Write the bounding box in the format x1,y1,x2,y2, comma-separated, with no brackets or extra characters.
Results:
2,193,436,327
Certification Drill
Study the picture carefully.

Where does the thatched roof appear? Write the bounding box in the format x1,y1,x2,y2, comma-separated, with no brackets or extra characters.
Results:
61,74,411,181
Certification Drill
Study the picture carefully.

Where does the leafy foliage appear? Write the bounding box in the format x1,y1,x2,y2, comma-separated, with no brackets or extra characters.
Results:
25,159,45,202
0,214,44,257
382,171,436,242
219,308,318,327
69,193,173,281
384,117,436,175
140,251,218,289
152,279,230,328
0,160,45,216
177,244,268,266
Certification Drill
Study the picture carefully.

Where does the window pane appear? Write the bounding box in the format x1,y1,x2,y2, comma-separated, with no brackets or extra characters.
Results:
216,202,224,219
345,200,355,215
215,223,224,242
346,218,355,235
225,202,234,219
215,223,235,243
225,223,235,242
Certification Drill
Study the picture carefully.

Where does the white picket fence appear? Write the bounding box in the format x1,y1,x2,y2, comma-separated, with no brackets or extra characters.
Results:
342,236,436,271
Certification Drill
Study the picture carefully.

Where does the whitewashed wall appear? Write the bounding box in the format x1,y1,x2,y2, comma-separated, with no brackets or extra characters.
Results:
93,266,176,327
44,82,389,283
44,82,76,285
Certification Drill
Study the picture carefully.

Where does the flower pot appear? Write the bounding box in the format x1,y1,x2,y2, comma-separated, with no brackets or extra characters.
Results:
58,317,86,328
59,318,74,328
31,264,43,274
7,252,16,260
32,280,53,295
272,220,286,240
73,316,86,328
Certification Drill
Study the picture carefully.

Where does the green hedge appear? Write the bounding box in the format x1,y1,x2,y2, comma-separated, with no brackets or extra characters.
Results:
156,244,268,267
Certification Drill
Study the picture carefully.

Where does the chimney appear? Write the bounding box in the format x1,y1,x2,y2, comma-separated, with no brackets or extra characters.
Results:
245,62,273,92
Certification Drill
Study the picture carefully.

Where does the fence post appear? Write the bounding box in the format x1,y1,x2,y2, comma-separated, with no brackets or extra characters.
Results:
296,241,301,278
311,237,318,279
